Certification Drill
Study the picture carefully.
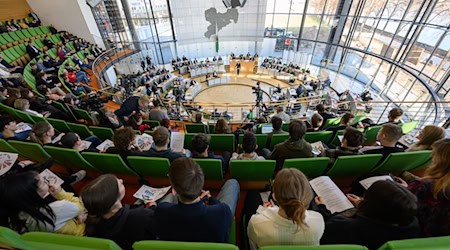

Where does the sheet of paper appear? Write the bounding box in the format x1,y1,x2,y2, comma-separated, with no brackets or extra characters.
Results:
259,191,271,203
39,169,64,187
170,132,185,152
15,122,32,133
359,175,393,190
52,133,65,144
96,139,114,151
133,185,171,201
338,135,344,143
311,141,325,155
310,176,354,214
0,152,18,176
135,133,153,151
79,140,92,151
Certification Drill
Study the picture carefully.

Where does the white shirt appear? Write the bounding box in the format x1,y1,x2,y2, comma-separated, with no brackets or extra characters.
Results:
274,112,291,123
248,206,324,250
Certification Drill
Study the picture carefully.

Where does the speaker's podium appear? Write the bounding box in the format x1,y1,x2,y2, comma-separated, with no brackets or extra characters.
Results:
229,57,257,75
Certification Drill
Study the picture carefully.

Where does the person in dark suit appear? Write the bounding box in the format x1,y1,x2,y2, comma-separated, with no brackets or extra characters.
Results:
114,96,150,122
236,61,241,75
0,54,23,73
26,41,41,59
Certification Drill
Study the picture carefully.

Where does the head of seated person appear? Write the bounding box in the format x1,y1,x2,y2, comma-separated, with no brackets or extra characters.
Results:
29,122,55,145
126,113,143,130
13,98,30,111
0,116,17,139
240,132,263,159
60,132,81,150
169,157,204,204
377,123,403,147
214,118,229,134
412,125,445,151
191,133,210,156
112,127,137,153
288,119,307,142
310,113,323,131
194,112,203,123
153,126,170,150
316,104,327,114
342,127,364,150
271,116,283,132
340,112,355,126
387,108,403,123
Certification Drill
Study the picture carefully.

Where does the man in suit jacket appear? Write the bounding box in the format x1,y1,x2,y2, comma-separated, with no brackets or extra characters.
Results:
0,55,23,73
26,41,41,59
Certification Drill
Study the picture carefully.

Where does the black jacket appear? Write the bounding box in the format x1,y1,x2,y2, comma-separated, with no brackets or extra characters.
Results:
114,96,140,119
144,148,185,163
88,205,156,250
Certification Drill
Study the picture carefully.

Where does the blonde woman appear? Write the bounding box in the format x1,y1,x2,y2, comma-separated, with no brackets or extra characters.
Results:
247,168,324,249
407,125,445,151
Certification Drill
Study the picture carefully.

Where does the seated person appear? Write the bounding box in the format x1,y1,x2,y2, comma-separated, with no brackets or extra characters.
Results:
59,132,102,152
155,158,239,243
29,121,61,146
265,116,288,148
35,72,66,96
307,113,323,132
148,102,169,123
37,85,65,101
246,168,324,249
316,104,336,129
106,127,147,164
363,123,404,163
126,113,150,134
72,54,92,71
232,132,265,160
0,171,86,235
81,174,156,250
19,88,72,121
317,180,420,249
326,112,355,134
144,126,185,162
322,127,364,166
191,133,230,174
273,106,290,123
99,108,123,129
406,125,445,151
214,118,230,134
380,108,403,125
14,98,50,118
263,120,312,171
0,116,31,141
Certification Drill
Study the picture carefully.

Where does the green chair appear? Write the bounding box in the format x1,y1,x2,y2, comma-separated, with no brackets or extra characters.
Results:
127,156,170,178
326,154,383,178
400,121,419,134
371,150,432,174
51,100,69,112
352,115,367,125
8,140,51,163
90,126,114,140
183,133,196,150
133,240,238,250
364,125,382,144
185,123,208,133
260,245,368,250
378,236,450,250
210,134,235,152
323,117,341,129
238,134,268,152
44,146,98,171
0,226,37,250
283,157,330,179
82,152,138,176
21,231,122,250
193,158,223,180
230,160,276,181
47,118,72,133
281,123,289,132
30,115,47,123
142,120,160,128
0,139,19,153
269,134,289,149
208,124,215,134
14,110,36,124
67,123,93,139
74,108,95,123
304,131,334,144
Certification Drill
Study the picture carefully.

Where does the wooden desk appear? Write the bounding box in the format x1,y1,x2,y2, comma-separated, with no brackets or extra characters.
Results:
230,60,255,75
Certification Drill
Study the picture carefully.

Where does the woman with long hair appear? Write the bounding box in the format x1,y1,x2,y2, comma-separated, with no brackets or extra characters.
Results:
0,171,86,235
106,127,146,164
29,121,58,146
247,168,324,249
80,174,156,250
405,138,450,236
407,125,445,151
214,118,230,134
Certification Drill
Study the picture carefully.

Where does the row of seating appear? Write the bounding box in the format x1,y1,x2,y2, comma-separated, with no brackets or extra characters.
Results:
1,226,448,250
0,26,51,50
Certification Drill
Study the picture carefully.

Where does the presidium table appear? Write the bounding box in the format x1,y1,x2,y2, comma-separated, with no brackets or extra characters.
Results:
229,58,258,75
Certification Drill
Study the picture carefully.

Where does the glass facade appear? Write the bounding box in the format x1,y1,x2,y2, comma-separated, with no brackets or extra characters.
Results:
90,0,449,120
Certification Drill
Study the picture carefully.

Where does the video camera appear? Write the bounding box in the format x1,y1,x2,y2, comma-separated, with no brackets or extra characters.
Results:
78,92,112,111
252,82,263,101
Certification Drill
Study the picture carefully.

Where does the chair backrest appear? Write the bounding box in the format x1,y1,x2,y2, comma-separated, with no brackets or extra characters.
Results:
47,117,72,133
238,134,268,152
43,146,97,171
326,154,383,178
283,157,330,179
90,126,114,140
8,140,51,163
67,122,93,139
209,134,235,152
193,158,223,180
260,245,368,250
133,240,239,250
21,231,122,250
81,152,138,175
14,110,36,124
127,156,170,178
364,126,382,144
0,226,37,250
371,150,432,174
0,139,19,153
270,134,289,149
74,108,95,123
185,123,208,133
323,117,341,129
304,131,334,144
400,121,419,134
183,133,196,150
281,123,289,132
29,115,47,123
142,120,160,128
230,160,276,181
378,236,450,250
